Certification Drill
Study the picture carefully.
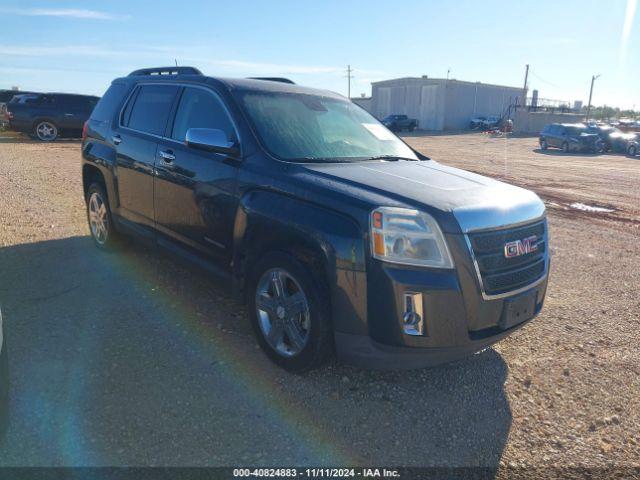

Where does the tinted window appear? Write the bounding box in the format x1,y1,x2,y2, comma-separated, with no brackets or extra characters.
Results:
566,126,586,135
9,94,40,104
91,84,127,122
171,87,235,142
126,85,178,135
57,95,95,109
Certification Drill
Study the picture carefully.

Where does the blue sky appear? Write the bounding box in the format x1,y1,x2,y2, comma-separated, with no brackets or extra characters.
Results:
0,0,638,108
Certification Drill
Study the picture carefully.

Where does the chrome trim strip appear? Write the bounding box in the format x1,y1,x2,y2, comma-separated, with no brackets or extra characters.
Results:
464,218,549,300
454,196,546,234
204,236,225,249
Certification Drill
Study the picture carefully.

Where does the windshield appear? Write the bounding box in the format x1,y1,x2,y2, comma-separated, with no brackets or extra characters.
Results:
239,91,418,162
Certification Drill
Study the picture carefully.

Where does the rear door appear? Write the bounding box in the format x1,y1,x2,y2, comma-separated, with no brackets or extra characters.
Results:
114,84,179,228
549,125,561,147
56,95,82,129
153,85,240,263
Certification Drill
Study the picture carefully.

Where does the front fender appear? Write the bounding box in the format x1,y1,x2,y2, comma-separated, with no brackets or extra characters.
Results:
234,190,369,335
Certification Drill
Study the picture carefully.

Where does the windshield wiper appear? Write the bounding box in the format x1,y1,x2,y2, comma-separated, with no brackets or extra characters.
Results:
367,155,418,162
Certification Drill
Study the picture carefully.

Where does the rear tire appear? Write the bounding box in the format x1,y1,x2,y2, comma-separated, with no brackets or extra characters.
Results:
248,252,333,372
33,120,58,141
562,141,570,153
86,183,122,250
628,144,637,157
540,139,548,150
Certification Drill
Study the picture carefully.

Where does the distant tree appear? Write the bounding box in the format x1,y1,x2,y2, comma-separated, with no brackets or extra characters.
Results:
581,104,637,120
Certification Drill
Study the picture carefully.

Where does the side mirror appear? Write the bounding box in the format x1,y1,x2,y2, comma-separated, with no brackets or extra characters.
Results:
185,128,239,157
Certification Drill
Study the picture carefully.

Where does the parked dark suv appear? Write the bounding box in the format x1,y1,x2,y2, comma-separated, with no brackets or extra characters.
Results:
586,124,638,154
381,114,418,132
539,123,601,153
82,66,549,371
7,92,99,141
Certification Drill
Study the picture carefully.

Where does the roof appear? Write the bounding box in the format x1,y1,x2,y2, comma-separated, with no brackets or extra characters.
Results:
371,76,522,90
34,92,100,98
216,77,344,99
119,69,345,99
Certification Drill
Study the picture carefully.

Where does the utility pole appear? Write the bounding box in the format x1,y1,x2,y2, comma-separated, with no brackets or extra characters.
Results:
521,64,529,108
586,74,601,121
447,68,450,80
346,65,353,99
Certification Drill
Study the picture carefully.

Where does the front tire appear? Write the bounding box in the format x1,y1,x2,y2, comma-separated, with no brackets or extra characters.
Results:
562,141,570,153
86,183,121,250
628,144,637,157
248,252,333,372
34,120,58,141
540,139,548,150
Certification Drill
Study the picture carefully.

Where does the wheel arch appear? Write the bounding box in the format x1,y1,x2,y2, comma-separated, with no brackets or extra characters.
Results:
31,117,59,131
82,162,119,213
232,190,368,334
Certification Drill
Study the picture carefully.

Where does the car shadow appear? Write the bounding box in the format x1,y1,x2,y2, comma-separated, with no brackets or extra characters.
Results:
533,148,602,157
0,236,511,469
0,134,81,144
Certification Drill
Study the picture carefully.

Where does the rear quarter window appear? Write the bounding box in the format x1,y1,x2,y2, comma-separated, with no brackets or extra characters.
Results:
91,83,127,122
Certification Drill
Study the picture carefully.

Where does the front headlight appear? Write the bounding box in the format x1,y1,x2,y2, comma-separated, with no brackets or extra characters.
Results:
370,207,454,268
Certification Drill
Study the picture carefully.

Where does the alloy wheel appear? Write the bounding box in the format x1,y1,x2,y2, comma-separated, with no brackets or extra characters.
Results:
36,121,57,141
255,268,311,357
88,192,109,245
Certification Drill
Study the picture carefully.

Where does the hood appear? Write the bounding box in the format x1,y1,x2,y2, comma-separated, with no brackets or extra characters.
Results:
302,160,545,233
610,131,637,140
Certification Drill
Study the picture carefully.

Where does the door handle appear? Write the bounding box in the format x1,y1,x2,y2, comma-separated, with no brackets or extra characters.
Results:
112,135,122,145
159,150,175,162
64,113,74,117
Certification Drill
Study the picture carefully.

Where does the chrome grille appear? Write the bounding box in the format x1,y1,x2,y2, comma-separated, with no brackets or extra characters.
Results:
468,220,547,297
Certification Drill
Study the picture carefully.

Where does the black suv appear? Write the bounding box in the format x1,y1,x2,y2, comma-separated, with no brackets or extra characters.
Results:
539,123,601,153
7,92,99,141
82,67,549,371
381,114,418,132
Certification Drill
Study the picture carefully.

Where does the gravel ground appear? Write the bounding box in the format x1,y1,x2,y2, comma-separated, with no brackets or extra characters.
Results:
0,132,638,475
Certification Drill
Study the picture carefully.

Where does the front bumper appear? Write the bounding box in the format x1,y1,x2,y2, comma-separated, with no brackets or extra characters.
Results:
335,272,547,369
335,318,529,370
333,225,549,369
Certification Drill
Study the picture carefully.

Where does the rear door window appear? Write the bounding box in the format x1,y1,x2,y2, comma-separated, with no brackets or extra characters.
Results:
170,87,235,142
124,85,178,136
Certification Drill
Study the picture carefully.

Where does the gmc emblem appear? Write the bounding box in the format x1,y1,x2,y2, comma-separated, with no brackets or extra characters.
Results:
504,235,538,258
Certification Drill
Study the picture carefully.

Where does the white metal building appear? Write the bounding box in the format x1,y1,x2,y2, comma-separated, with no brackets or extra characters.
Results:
370,76,525,130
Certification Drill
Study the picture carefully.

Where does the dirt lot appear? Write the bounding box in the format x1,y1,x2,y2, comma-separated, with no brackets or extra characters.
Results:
0,132,638,475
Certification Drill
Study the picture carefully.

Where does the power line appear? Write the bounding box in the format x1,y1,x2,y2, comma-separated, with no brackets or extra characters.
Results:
529,70,561,88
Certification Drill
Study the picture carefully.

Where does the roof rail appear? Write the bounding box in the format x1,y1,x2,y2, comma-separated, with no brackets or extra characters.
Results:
248,77,295,84
128,66,203,77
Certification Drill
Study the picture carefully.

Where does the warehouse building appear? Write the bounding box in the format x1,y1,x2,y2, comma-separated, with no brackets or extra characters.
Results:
370,76,525,130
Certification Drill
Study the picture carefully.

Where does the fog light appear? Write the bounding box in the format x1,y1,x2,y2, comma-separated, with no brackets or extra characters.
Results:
402,292,424,336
